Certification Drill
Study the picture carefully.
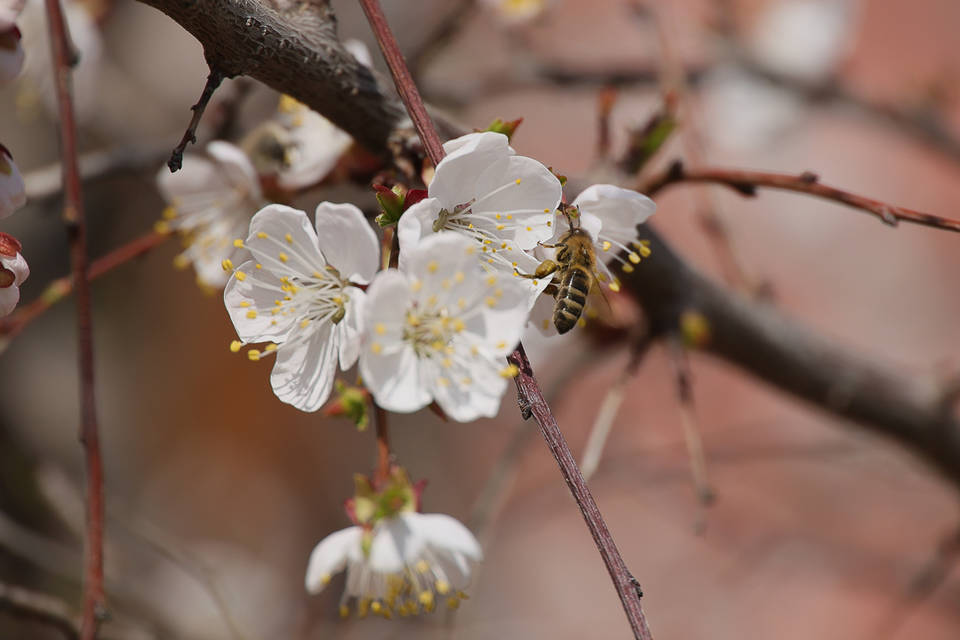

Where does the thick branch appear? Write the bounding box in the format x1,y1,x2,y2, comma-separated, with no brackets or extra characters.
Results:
642,160,960,233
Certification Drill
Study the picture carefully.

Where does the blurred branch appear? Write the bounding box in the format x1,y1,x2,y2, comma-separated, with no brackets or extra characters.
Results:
0,231,170,350
0,580,80,640
44,0,107,636
642,160,960,233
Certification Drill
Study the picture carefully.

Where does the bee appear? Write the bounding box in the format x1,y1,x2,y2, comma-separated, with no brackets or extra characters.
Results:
522,206,606,334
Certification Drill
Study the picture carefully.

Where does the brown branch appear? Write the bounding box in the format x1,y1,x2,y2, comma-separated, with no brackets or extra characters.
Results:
642,160,960,233
359,3,654,637
0,231,170,348
0,580,80,640
44,1,106,635
373,403,391,485
167,67,226,172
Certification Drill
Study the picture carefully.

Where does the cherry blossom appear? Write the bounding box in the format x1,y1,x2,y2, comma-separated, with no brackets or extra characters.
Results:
0,232,28,317
305,511,481,618
360,233,529,421
273,95,353,190
224,202,378,412
156,141,263,289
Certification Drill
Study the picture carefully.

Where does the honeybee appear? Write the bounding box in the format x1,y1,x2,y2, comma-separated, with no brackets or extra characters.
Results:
522,206,606,334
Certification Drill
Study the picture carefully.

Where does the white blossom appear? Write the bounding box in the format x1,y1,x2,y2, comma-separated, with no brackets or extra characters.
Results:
224,202,378,412
360,233,529,422
0,144,26,219
481,0,553,25
0,19,23,85
398,131,562,286
305,512,482,617
157,141,263,289
0,233,28,317
273,95,353,190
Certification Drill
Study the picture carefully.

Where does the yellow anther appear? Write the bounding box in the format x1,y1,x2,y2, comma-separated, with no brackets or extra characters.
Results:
371,601,382,614
628,252,641,264
419,591,434,607
221,258,234,272
411,279,423,292
229,340,243,353
274,299,283,306
407,314,420,327
371,342,382,354
496,340,506,349
240,301,251,308
255,263,262,269
602,241,612,252
441,358,452,368
485,296,497,307
500,364,520,378
235,271,247,281
279,94,301,113
501,242,508,249
454,271,465,283
233,238,244,248
470,345,479,355
339,604,350,618
172,254,190,270
285,233,293,244
375,323,386,335
320,573,331,585
495,213,502,220
496,224,505,230
436,376,450,387
162,205,178,220
578,317,587,328
436,580,451,595
461,376,472,385
453,318,465,332
467,223,474,229
247,349,261,361
246,310,258,319
609,280,621,292
153,220,170,234
494,288,503,298
278,252,289,263
457,298,466,308
525,226,532,231
514,178,522,184
506,214,513,220
265,343,278,352
622,264,635,273
257,232,268,239
415,560,430,573
332,296,344,305
430,340,444,351
486,275,497,286
547,220,552,227
447,597,460,610
543,208,550,213
427,260,438,273
639,245,652,258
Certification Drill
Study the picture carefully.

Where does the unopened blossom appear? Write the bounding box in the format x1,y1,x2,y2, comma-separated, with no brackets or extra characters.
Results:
360,233,529,422
224,202,378,412
0,144,25,219
0,20,23,85
306,511,482,617
0,232,28,317
398,131,562,284
530,184,655,335
481,0,553,25
157,141,263,289
272,95,353,190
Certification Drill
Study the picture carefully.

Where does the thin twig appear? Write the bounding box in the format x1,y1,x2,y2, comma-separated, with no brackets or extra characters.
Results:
168,67,226,172
358,0,445,166
0,580,80,640
44,0,107,636
360,3,654,636
580,378,627,482
373,403,392,484
0,231,170,349
642,160,960,233
666,337,715,509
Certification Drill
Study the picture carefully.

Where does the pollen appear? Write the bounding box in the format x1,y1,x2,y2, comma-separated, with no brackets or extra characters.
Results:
436,581,451,595
453,318,465,332
246,310,257,319
486,275,497,286
235,271,247,281
609,280,621,292
233,238,244,248
447,597,460,610
173,254,190,270
506,214,513,220
154,220,170,234
496,224,505,230
495,213,502,220
415,560,430,573
247,349,261,361
240,301,251,308
371,342,382,354
496,340,506,349
257,232,268,239
265,343,278,352
457,298,466,308
221,259,234,272
500,364,520,378
525,226,532,231
339,604,350,619
485,297,497,307
514,178,522,184
285,233,293,244
602,241,612,252
278,252,289,263
454,271,465,283
547,221,552,227
375,323,386,335
628,252,641,264
255,263,262,269
436,376,450,386
578,317,587,328
229,340,243,353
543,208,550,213
427,260,438,273
411,279,423,292
622,264,635,273
162,205,178,220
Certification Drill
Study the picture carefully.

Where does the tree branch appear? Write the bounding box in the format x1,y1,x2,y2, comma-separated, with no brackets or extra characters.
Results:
642,160,960,233
167,66,225,172
44,0,107,636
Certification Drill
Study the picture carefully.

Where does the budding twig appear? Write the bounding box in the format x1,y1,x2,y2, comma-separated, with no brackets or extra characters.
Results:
642,160,960,233
359,3,655,637
167,67,226,172
44,0,106,636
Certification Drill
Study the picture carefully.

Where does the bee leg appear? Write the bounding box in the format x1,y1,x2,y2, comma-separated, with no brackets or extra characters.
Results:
515,259,560,280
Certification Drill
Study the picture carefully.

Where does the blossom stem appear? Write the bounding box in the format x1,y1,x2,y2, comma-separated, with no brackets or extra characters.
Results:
44,0,107,636
357,0,445,166
360,3,654,637
0,232,170,346
373,403,392,484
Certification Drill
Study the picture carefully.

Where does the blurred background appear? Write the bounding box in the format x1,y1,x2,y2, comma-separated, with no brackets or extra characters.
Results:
1,0,959,637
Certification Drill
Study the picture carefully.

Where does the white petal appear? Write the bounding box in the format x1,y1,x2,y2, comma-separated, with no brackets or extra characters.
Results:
434,374,506,422
277,113,352,190
431,132,514,207
0,284,18,316
403,513,482,561
1,251,29,285
478,276,530,356
244,204,325,278
206,141,262,200
305,526,363,594
472,155,561,249
573,184,656,249
369,515,426,573
396,197,444,270
336,287,365,370
223,260,300,342
270,321,339,412
313,202,379,284
528,290,558,336
401,233,478,302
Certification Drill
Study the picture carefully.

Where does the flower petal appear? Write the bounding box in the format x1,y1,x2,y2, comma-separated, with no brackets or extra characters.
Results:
396,197,444,270
270,320,339,412
573,184,656,249
206,141,262,200
369,515,426,573
305,526,362,594
244,204,326,279
224,260,301,342
277,113,352,190
472,155,561,249
404,513,482,561
431,132,514,207
336,287,365,370
313,202,379,284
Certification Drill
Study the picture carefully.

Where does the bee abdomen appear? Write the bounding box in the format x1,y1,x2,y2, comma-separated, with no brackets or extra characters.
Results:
554,266,591,334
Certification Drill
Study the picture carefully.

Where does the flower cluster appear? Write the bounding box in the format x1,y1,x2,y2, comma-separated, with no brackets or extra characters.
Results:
0,0,27,318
